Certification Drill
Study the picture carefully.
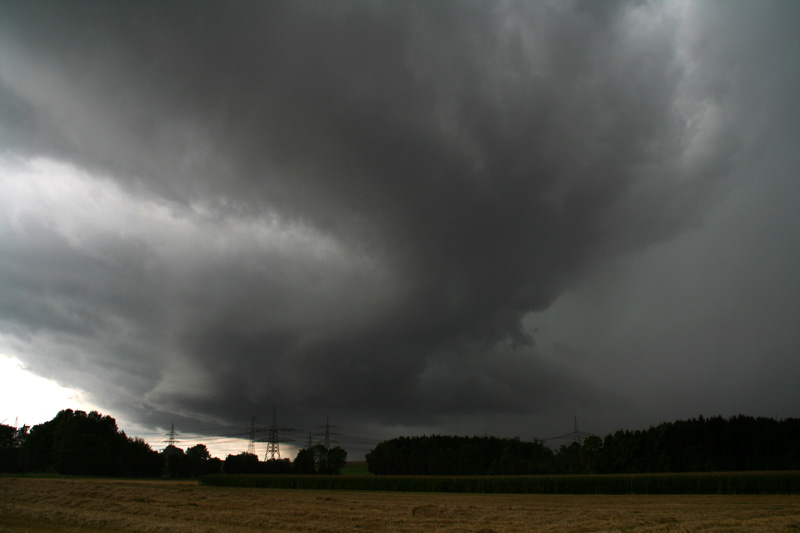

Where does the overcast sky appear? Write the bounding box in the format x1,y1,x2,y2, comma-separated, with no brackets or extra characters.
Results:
1,0,798,458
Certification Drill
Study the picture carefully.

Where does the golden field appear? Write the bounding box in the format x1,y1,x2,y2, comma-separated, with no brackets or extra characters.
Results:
1,476,799,532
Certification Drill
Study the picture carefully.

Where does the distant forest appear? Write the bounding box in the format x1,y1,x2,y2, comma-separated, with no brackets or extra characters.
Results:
0,409,346,477
366,415,800,475
2,411,798,477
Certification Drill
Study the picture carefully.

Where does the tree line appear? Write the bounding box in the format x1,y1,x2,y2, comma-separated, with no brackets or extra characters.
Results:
222,445,347,475
6,411,796,477
0,409,347,477
366,415,800,475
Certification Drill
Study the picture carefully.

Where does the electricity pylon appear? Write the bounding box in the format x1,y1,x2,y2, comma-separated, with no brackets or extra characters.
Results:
163,423,180,448
543,416,596,445
316,416,339,449
262,406,295,461
246,414,258,455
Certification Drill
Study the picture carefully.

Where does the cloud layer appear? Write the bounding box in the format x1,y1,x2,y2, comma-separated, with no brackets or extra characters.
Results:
1,1,798,448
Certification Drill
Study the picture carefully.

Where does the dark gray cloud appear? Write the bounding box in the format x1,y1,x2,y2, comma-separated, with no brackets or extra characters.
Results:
1,1,798,451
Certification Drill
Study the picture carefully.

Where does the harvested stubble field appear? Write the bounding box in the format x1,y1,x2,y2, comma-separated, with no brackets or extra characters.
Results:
2,476,800,532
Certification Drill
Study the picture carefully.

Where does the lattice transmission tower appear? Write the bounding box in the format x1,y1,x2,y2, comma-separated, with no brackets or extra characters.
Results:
163,423,180,448
263,406,295,461
246,414,258,455
316,416,339,449
543,416,596,445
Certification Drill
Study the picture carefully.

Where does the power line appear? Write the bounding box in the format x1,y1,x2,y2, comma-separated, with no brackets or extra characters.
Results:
542,416,596,445
131,415,389,460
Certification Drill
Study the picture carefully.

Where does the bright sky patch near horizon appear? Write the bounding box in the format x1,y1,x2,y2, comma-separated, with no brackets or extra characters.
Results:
0,354,99,428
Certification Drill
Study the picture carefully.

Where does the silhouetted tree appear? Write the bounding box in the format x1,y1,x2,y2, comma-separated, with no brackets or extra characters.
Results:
122,436,162,477
260,458,293,474
187,444,211,461
368,435,553,475
183,443,221,476
19,409,160,476
367,417,800,476
579,435,603,473
223,452,259,474
292,444,347,474
293,447,316,474
0,423,27,473
162,444,185,477
320,445,347,475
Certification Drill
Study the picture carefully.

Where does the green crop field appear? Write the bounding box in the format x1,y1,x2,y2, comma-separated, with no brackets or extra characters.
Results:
339,461,371,476
200,470,800,494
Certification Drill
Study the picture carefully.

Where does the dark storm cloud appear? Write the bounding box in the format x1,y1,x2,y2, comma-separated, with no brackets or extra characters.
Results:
1,1,797,441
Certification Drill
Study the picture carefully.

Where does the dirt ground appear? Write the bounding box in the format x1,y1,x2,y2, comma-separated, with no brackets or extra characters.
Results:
1,476,799,532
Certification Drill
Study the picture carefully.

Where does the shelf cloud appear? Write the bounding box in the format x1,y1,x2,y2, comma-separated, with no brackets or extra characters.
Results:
1,1,798,447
